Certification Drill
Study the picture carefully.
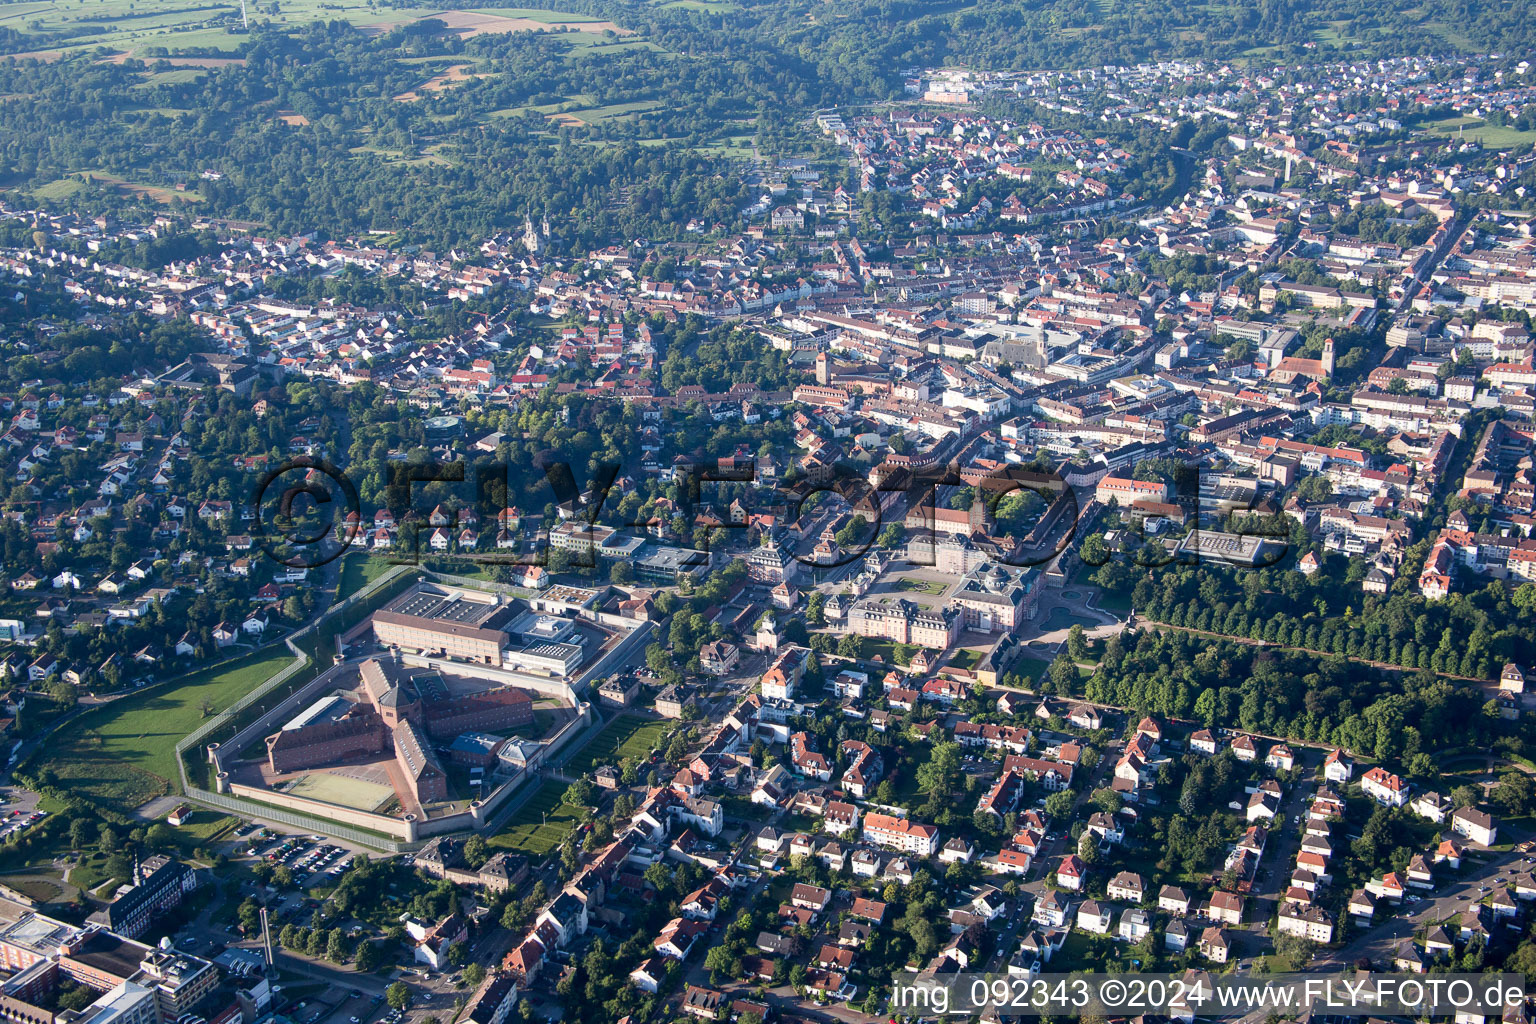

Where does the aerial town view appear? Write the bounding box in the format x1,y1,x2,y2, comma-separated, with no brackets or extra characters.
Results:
1,0,1536,1022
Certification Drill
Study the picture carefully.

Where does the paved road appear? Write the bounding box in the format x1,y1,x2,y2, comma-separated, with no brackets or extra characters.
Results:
1316,845,1529,970
977,732,1120,974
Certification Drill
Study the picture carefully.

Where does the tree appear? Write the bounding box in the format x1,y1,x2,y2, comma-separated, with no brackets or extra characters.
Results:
1193,688,1218,727
834,514,869,549
704,944,736,983
806,591,826,626
57,985,95,1012
1049,654,1078,694
1492,771,1535,816
326,929,348,963
68,818,90,851
1044,790,1075,819
1067,624,1089,661
144,823,176,850
462,835,489,868
386,983,411,1010
914,742,961,802
355,940,381,973
238,898,262,934
1514,583,1536,617
463,963,486,989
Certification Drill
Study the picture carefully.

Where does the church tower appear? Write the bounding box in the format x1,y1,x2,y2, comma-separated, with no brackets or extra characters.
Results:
815,352,830,386
1322,337,1335,377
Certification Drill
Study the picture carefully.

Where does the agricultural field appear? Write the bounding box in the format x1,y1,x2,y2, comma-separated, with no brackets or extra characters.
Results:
657,0,741,10
34,646,296,807
129,67,210,88
492,92,677,126
28,178,86,201
27,171,202,207
0,1,631,61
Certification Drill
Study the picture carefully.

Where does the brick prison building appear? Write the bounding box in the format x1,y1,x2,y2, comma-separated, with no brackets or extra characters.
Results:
358,657,534,737
266,712,389,773
264,656,532,807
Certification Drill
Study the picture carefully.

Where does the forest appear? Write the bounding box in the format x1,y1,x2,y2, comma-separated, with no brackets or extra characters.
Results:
1062,627,1512,771
2,0,1536,246
1087,539,1536,681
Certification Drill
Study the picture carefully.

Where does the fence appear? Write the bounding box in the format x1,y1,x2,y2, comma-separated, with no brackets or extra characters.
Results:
179,787,409,852
424,572,533,597
173,563,416,851
169,560,643,850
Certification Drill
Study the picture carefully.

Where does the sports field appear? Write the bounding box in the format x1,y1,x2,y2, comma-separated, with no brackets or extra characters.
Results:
285,772,396,812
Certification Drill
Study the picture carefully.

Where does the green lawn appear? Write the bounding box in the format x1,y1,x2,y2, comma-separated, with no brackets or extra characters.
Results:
858,637,919,667
30,178,85,200
37,646,296,807
68,850,126,895
337,551,392,599
166,808,239,852
894,577,946,596
1426,117,1536,149
563,715,669,775
948,648,983,671
488,781,587,854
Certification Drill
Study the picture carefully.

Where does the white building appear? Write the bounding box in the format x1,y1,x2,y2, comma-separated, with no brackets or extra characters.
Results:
1362,766,1409,807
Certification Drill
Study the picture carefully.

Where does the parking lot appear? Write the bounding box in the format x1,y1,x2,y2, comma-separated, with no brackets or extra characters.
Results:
236,824,354,882
0,786,46,842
